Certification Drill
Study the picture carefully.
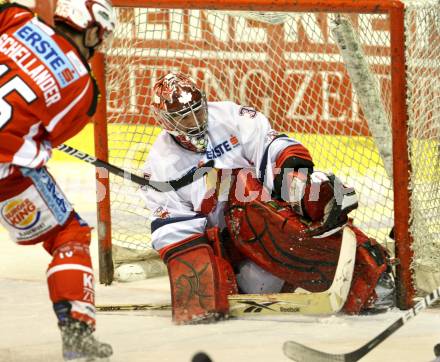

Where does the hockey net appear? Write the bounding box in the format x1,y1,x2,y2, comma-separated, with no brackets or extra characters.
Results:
94,0,440,308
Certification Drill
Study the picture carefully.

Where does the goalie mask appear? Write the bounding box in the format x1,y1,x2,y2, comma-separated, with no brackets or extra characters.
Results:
151,72,208,153
54,0,116,52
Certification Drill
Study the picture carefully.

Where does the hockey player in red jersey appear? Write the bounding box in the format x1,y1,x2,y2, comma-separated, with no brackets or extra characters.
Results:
0,0,115,360
143,72,395,324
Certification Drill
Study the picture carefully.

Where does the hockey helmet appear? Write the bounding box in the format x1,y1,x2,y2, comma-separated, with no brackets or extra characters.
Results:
151,72,208,153
54,0,116,50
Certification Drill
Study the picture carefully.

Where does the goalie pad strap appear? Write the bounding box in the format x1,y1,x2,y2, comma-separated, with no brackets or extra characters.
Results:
159,231,237,324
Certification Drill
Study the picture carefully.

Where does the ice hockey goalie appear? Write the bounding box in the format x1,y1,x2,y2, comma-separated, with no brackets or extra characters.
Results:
142,71,394,324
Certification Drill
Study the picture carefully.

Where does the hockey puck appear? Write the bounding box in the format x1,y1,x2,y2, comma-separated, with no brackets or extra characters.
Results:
192,351,212,362
434,343,440,357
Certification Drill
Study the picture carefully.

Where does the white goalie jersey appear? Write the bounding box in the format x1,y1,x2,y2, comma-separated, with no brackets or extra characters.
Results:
141,101,303,250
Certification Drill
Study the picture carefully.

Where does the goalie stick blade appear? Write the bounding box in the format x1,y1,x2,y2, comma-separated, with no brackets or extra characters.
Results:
283,286,440,362
227,291,340,316
228,227,357,316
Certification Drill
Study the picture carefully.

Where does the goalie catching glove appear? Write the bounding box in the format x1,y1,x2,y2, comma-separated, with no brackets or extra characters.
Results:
288,171,358,236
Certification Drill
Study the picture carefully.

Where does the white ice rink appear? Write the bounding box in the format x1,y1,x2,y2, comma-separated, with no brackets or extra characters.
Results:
1,160,440,362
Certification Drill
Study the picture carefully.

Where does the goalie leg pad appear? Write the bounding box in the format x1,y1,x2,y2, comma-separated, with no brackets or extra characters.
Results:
343,226,389,314
226,170,341,292
45,216,96,327
226,170,389,314
160,233,237,324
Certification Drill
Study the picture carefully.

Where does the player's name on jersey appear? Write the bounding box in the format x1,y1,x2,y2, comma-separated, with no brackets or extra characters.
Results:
0,33,61,107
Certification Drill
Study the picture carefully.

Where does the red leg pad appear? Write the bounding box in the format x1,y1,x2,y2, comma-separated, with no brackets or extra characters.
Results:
161,235,237,324
343,226,388,314
45,218,95,326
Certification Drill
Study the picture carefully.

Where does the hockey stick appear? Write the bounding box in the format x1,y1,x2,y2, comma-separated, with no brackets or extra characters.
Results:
283,286,440,362
227,227,356,316
56,144,214,192
96,227,357,316
96,303,171,311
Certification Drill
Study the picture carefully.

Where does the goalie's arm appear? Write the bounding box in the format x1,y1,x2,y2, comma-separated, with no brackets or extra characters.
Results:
234,103,313,191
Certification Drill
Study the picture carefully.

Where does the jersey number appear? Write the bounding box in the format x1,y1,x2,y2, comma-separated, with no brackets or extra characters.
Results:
239,106,257,118
0,64,37,130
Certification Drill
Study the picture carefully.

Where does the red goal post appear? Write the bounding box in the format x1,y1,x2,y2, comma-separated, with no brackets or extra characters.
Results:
93,0,440,310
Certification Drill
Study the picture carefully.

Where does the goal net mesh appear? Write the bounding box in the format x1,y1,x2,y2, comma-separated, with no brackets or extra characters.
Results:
101,2,440,289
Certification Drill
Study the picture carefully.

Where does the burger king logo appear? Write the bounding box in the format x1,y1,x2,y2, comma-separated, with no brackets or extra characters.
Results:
1,198,41,230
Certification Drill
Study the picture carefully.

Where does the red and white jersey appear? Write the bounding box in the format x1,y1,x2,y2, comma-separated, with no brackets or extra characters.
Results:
141,101,307,250
0,4,98,179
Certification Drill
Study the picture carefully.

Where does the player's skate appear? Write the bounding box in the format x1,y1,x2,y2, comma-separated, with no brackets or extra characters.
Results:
433,342,440,360
60,318,113,361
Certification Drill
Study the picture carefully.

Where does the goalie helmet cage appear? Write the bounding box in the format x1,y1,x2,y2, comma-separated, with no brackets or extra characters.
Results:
92,0,440,310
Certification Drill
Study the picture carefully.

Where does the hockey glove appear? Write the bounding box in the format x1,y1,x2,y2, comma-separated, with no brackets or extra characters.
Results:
289,171,358,236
